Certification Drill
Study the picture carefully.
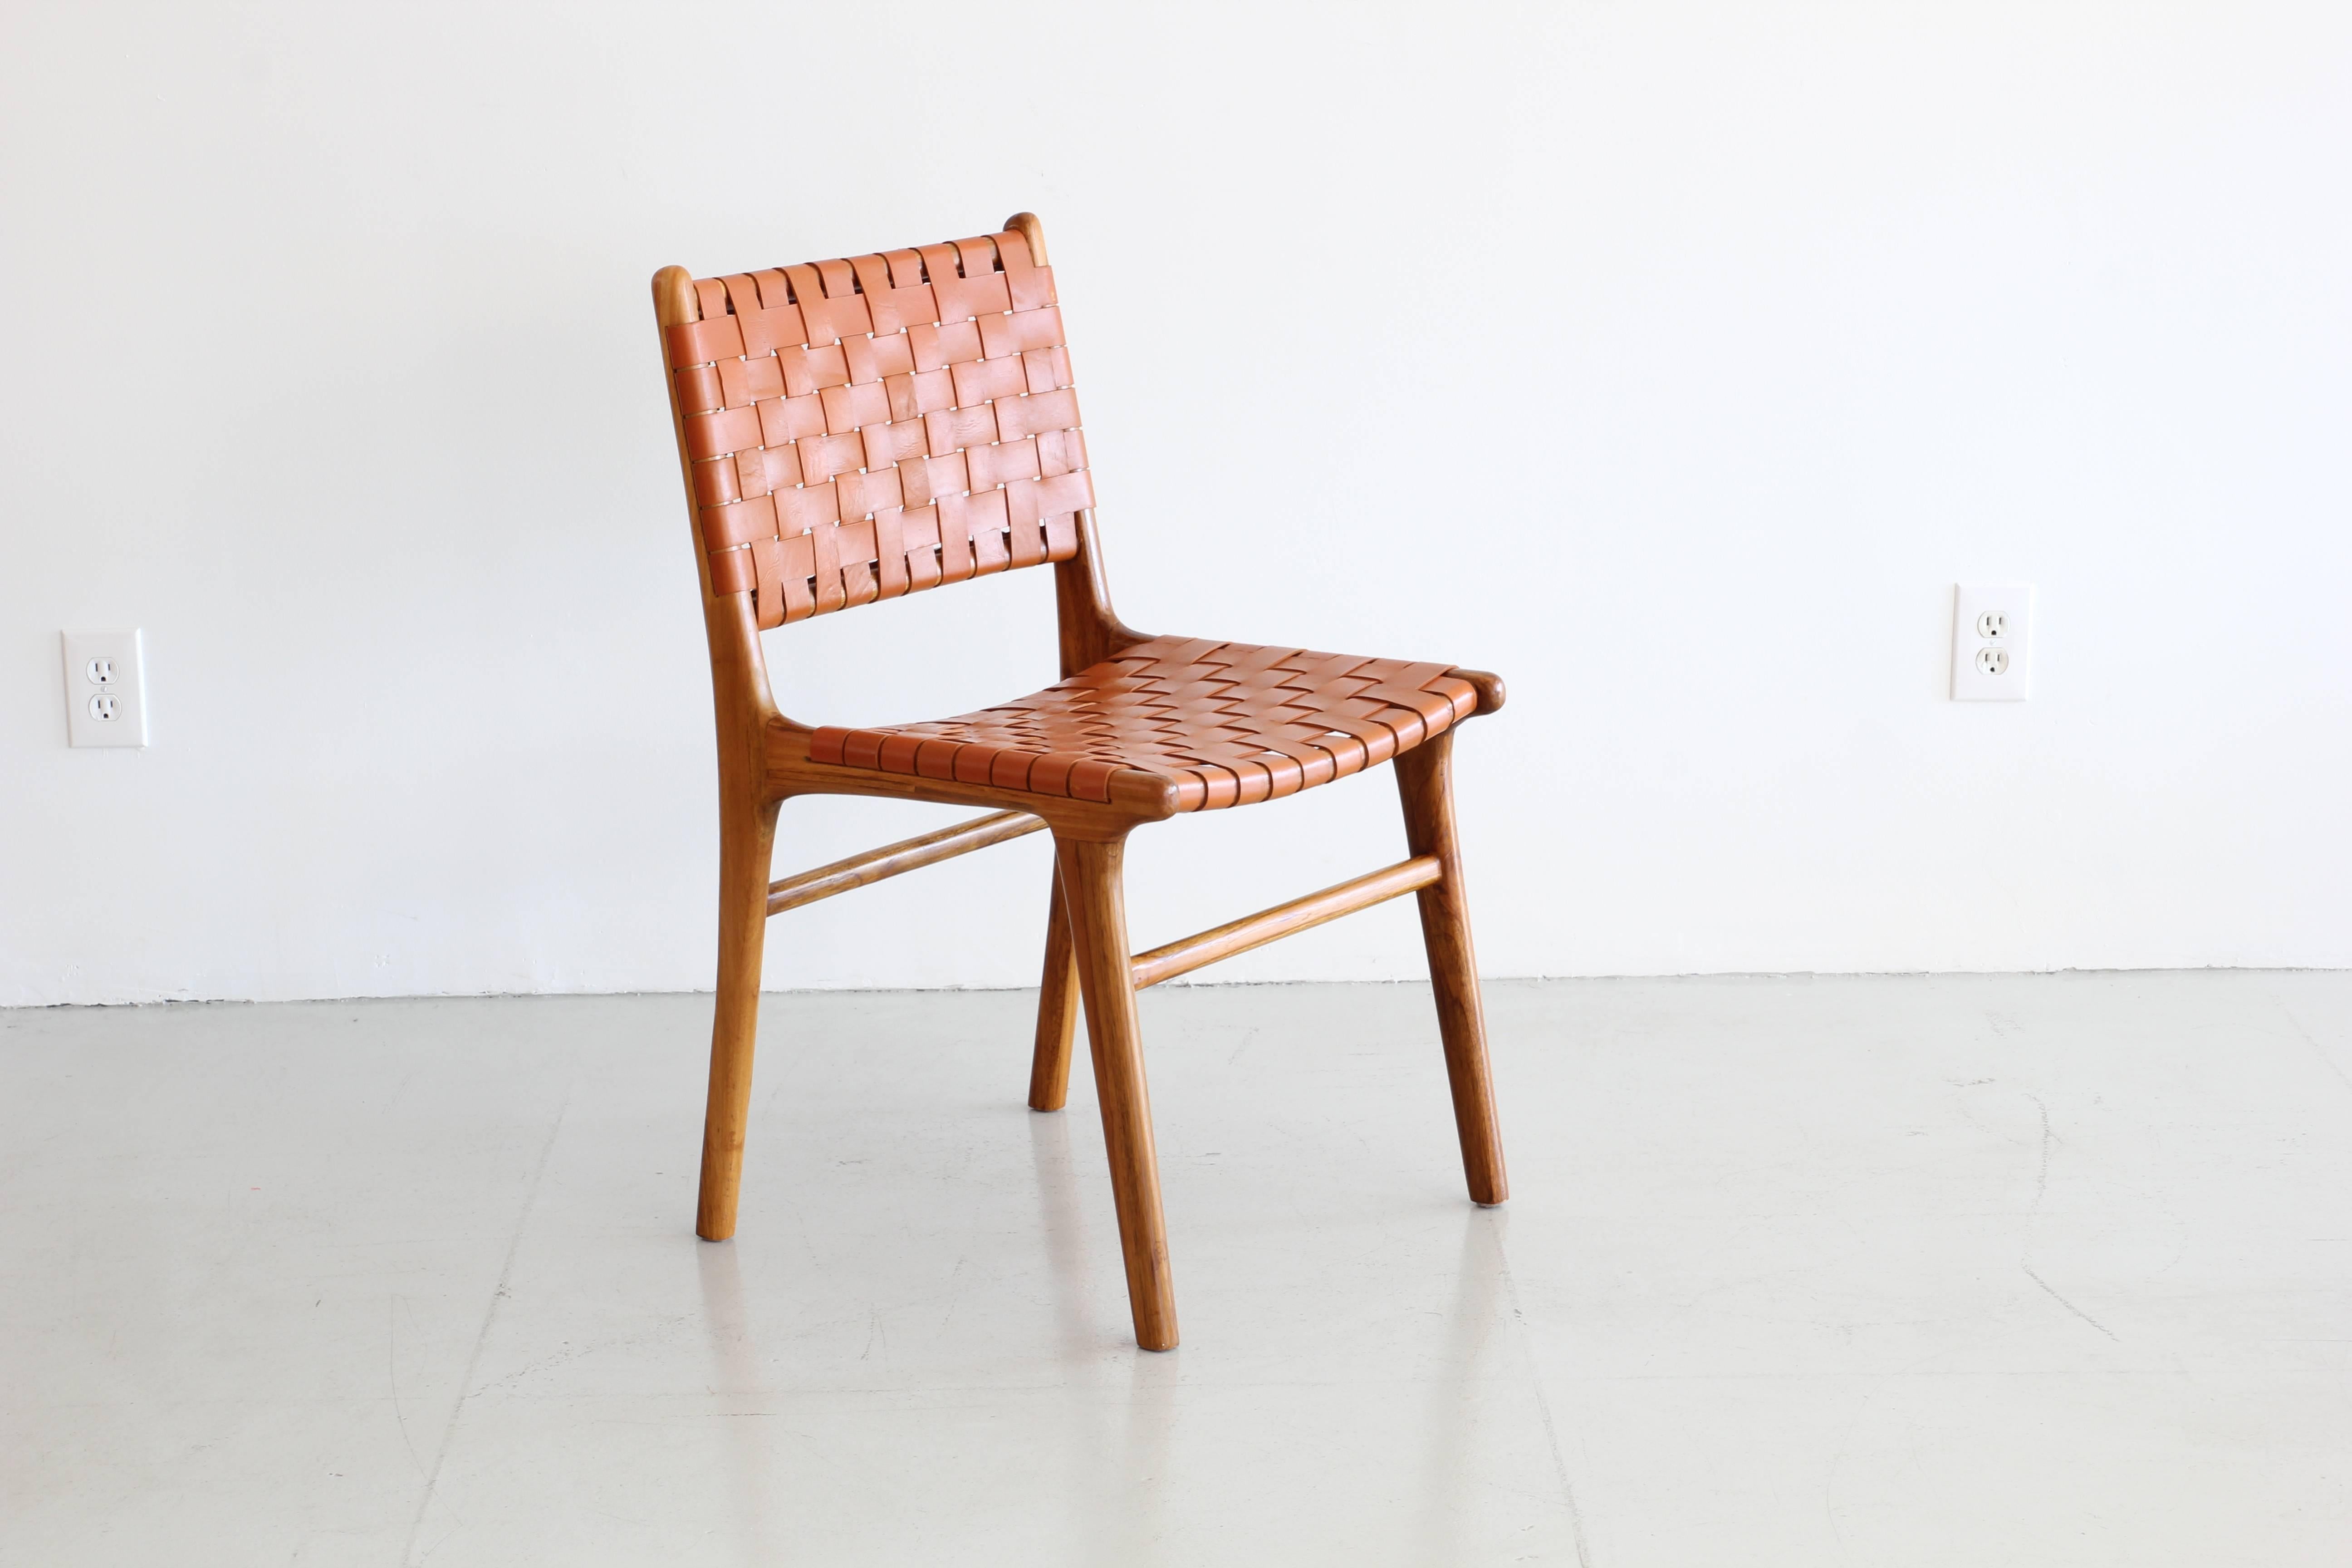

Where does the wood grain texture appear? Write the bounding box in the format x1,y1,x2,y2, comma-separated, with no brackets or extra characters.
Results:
1129,856,1441,990
1450,666,1508,716
1052,510,1150,676
697,772,779,1241
767,809,1043,915
1394,730,1509,1206
1028,867,1081,1111
1056,834,1179,1350
1004,210,1050,266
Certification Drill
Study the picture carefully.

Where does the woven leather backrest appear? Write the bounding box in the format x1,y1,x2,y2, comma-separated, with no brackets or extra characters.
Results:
663,229,1093,628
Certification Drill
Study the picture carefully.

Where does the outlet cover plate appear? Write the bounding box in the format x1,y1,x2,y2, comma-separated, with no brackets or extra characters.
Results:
1952,584,2032,701
63,629,149,746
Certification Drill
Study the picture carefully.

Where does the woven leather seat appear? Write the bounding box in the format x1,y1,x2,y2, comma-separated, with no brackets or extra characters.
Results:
810,637,1481,810
651,215,1509,1351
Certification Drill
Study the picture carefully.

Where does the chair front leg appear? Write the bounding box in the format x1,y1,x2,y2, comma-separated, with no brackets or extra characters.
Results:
1394,730,1509,1206
1027,865,1081,1112
696,793,781,1241
1054,833,1180,1351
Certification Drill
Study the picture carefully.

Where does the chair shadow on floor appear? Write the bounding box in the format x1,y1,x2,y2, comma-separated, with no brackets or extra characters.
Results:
686,1087,1551,1566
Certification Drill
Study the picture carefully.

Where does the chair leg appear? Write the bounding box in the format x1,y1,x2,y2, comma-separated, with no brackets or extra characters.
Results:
1027,865,1081,1112
1054,834,1180,1351
696,794,780,1241
1395,730,1509,1206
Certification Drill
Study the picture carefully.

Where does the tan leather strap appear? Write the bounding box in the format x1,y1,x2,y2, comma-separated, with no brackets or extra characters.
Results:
664,230,1089,627
808,638,1480,810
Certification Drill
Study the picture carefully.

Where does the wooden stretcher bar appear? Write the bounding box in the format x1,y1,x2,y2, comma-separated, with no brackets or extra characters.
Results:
1127,855,1443,990
767,809,1045,916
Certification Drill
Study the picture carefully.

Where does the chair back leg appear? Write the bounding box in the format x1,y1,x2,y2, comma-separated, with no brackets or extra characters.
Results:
1054,834,1181,1350
1027,868,1081,1112
1394,733,1510,1206
697,796,781,1240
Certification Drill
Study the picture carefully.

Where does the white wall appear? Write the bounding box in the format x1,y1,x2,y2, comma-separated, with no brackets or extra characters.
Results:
4,2,2347,1005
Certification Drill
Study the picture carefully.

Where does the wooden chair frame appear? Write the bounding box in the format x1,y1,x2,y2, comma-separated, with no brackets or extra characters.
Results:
652,214,1506,1351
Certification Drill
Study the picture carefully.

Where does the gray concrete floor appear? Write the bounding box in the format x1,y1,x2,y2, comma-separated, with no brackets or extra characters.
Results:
3,972,2348,1566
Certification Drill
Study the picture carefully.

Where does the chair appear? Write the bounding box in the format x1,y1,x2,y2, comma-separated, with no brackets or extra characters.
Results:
651,214,1508,1350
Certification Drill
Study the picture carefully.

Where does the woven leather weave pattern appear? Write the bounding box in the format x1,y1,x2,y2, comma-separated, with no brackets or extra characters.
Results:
808,637,1478,810
665,230,1092,628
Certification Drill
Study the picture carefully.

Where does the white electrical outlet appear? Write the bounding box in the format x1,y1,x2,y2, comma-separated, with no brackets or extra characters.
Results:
1951,584,2032,701
63,630,149,746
